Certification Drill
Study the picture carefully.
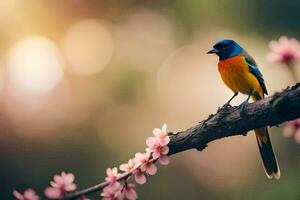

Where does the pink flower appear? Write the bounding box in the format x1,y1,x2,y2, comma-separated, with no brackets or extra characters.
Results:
140,161,157,175
152,124,170,146
133,153,150,166
101,182,124,200
267,36,300,66
132,169,146,184
105,167,120,184
119,159,135,173
133,153,157,175
146,137,170,165
44,171,77,199
13,188,40,200
44,187,62,199
283,119,300,144
122,184,137,200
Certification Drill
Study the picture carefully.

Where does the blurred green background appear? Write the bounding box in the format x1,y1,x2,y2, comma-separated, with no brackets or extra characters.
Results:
1,0,300,199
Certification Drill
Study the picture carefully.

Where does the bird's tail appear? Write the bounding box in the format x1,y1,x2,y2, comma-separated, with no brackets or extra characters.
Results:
252,94,280,179
254,128,280,179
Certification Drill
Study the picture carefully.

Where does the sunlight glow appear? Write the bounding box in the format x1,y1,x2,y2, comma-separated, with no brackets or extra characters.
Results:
7,36,64,95
113,8,175,70
62,19,114,75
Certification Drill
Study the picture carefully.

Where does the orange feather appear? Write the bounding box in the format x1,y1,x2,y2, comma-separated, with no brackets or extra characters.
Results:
218,55,264,99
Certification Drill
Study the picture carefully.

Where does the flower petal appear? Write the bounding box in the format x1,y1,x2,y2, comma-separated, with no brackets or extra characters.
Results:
283,124,295,138
44,187,62,199
134,171,146,184
13,190,23,200
159,155,170,165
152,128,161,136
50,181,59,188
65,183,77,192
161,146,169,155
110,181,122,191
162,124,167,132
125,187,138,200
294,129,300,144
146,137,158,148
159,136,170,146
146,163,157,175
119,163,128,172
152,151,160,159
112,167,118,175
266,52,281,63
267,36,300,66
63,173,75,184
53,175,64,185
24,189,39,200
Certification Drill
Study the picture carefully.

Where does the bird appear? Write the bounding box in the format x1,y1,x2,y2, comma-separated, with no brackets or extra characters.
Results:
207,39,280,179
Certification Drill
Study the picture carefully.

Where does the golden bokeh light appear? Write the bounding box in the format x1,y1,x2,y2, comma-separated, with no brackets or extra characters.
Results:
7,36,65,95
113,8,176,70
62,19,114,75
0,0,17,17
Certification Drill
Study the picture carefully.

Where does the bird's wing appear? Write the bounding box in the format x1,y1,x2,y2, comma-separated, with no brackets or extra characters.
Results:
242,51,268,95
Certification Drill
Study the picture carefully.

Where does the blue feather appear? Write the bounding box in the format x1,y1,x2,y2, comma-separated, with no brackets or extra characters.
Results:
243,53,268,95
212,39,243,60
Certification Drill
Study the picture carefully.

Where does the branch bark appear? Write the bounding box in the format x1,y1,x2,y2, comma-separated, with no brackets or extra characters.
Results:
168,83,300,154
65,83,300,200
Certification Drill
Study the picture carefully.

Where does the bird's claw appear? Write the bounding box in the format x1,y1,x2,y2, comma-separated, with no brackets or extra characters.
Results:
239,101,249,117
222,103,233,109
218,103,232,112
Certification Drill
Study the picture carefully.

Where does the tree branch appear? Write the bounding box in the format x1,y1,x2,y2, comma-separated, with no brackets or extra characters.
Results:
65,83,300,200
168,83,300,154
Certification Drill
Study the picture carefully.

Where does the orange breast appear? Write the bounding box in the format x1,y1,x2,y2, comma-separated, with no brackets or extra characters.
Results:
218,55,263,97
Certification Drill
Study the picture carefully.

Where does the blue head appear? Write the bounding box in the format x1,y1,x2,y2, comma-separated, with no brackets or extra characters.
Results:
207,39,243,60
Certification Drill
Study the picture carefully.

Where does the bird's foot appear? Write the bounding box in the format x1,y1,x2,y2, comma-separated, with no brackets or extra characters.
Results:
239,100,249,117
218,103,232,112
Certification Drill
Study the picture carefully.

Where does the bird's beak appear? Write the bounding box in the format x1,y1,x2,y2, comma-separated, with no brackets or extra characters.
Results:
207,48,219,54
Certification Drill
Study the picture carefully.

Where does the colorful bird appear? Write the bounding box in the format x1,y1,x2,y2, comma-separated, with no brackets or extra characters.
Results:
207,39,280,179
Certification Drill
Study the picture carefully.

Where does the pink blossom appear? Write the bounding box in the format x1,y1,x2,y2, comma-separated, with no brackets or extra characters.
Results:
44,171,77,199
44,187,62,199
133,153,157,175
133,153,150,166
267,36,300,65
152,124,170,146
283,119,300,144
146,137,170,165
122,184,137,200
101,182,124,200
119,159,135,173
13,188,40,200
140,161,157,175
267,36,300,66
105,167,120,184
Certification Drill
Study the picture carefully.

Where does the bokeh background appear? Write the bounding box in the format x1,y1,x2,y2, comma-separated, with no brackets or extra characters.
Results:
1,0,300,199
